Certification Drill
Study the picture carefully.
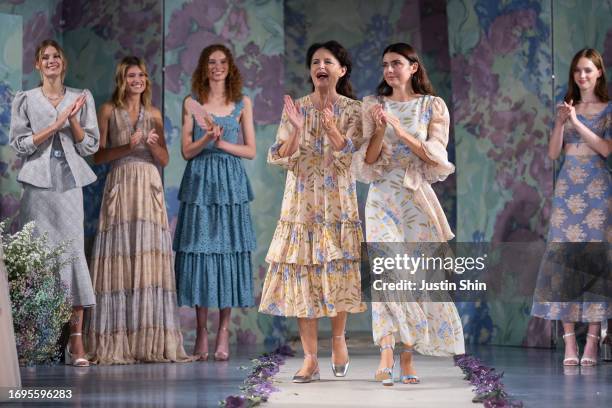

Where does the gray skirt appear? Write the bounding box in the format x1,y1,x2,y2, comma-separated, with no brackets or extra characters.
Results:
19,148,95,307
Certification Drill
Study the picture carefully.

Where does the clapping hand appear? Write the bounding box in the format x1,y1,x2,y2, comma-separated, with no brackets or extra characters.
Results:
556,100,576,124
284,95,305,131
69,93,87,119
210,124,223,145
370,104,387,129
130,129,144,149
321,103,337,133
55,93,87,132
146,128,159,147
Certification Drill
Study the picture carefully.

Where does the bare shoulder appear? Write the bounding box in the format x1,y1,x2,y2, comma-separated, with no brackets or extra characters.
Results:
99,102,115,116
148,106,163,120
242,95,252,108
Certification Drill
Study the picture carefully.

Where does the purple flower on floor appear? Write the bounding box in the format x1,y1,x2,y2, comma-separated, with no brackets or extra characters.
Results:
454,354,523,407
223,395,247,408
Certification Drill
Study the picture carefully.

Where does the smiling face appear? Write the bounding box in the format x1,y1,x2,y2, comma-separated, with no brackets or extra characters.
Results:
382,52,417,90
573,56,602,93
36,46,64,80
207,50,229,83
309,48,346,91
125,65,146,95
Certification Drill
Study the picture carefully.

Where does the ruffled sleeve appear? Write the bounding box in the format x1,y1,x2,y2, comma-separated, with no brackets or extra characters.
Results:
73,89,100,156
9,91,37,158
267,107,300,172
331,99,363,173
351,95,392,183
403,96,455,190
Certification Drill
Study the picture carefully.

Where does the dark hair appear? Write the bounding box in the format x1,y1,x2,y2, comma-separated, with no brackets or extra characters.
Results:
376,43,435,97
192,44,243,104
564,48,609,104
306,40,356,99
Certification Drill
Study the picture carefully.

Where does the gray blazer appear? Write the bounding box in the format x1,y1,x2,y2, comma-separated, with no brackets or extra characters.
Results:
9,87,99,188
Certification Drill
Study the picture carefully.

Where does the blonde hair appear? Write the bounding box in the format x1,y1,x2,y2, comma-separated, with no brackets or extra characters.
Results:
35,39,68,83
111,56,152,109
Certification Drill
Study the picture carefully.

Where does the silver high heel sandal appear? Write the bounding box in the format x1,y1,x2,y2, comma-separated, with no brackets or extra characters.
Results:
580,333,600,366
562,332,579,366
331,332,350,377
65,333,90,367
292,354,320,383
374,344,395,386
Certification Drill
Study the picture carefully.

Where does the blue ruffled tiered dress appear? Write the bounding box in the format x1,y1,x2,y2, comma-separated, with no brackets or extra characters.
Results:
173,98,256,308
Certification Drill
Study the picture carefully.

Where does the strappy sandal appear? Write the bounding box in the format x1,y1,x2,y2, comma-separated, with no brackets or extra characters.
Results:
193,328,209,361
562,332,579,366
374,344,395,386
292,354,320,383
214,327,230,361
399,347,420,384
65,333,90,367
580,333,600,367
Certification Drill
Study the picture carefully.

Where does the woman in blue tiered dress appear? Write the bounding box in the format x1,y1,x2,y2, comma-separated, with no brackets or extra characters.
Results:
174,44,256,361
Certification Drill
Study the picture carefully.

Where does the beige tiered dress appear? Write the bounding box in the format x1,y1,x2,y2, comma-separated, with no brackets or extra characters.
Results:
84,106,190,364
259,95,367,318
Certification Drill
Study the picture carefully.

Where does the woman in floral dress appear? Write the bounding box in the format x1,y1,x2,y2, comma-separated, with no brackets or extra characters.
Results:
259,41,365,383
531,48,611,367
352,43,464,386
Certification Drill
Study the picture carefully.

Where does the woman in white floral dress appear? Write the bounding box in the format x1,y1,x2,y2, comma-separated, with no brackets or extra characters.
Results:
353,43,464,386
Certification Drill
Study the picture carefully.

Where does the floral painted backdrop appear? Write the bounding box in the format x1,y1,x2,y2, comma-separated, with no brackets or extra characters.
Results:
1,0,610,347
61,0,163,245
448,0,612,347
448,0,554,346
0,1,60,228
0,12,22,228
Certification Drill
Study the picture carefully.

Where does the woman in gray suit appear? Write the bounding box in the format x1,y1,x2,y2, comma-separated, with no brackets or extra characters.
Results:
9,39,99,367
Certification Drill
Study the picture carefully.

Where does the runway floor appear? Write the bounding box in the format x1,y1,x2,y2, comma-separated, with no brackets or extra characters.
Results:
3,337,611,407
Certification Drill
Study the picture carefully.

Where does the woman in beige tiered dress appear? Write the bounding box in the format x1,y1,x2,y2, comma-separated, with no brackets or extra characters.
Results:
84,57,190,364
0,242,21,389
259,41,366,383
352,43,464,386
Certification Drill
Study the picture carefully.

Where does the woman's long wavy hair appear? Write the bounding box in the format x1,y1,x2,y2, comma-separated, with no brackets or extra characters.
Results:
376,43,435,97
564,48,609,104
306,41,356,100
35,39,68,84
192,44,243,104
111,56,152,109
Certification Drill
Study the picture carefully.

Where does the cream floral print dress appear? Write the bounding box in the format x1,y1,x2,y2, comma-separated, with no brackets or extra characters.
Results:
259,94,367,318
352,95,465,355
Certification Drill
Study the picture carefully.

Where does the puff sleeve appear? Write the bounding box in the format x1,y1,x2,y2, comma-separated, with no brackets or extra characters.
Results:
9,91,37,158
73,89,100,156
267,107,301,172
331,100,363,174
403,97,455,190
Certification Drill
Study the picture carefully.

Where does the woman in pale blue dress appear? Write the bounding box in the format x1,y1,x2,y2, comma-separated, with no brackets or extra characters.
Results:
531,48,611,366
